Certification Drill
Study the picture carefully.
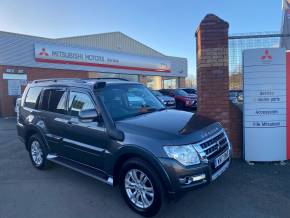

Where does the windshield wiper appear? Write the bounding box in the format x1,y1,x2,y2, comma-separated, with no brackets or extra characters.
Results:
138,107,166,115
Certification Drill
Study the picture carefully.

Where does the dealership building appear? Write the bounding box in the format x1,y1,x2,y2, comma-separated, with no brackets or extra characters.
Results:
0,31,187,117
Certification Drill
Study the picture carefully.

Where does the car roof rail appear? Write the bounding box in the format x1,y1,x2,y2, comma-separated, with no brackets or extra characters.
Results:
32,78,85,84
86,77,129,81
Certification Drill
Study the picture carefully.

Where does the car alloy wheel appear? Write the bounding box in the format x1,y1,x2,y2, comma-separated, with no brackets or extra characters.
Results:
30,140,44,166
124,169,154,209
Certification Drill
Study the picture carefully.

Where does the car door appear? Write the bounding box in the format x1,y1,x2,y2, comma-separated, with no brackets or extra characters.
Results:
60,88,109,170
38,88,71,154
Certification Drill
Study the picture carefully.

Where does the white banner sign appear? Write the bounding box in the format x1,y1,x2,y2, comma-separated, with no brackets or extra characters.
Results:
243,48,287,161
34,43,171,73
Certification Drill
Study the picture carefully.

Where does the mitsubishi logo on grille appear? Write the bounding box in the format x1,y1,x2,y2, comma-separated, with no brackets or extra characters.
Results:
217,141,221,150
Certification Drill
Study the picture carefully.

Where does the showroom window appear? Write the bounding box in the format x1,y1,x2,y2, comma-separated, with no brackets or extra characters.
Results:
146,76,162,90
163,77,177,89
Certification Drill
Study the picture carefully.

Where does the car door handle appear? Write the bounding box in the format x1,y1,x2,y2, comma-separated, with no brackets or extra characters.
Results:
66,120,78,127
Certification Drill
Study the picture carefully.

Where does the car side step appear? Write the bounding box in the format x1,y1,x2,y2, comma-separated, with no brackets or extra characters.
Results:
46,154,113,186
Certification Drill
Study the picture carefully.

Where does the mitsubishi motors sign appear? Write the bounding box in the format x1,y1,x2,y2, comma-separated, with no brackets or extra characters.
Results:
34,43,171,73
243,48,289,161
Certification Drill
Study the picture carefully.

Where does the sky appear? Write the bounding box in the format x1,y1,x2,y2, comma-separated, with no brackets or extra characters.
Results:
0,0,284,78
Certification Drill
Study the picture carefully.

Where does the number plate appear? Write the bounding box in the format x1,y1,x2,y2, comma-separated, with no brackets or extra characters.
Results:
214,150,229,168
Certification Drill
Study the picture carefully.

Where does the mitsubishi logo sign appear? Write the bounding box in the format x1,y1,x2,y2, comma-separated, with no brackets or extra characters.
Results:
260,49,272,60
38,48,49,56
243,48,289,161
216,141,221,150
34,43,172,73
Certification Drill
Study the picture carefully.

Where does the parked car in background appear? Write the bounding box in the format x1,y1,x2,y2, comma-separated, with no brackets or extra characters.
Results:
229,90,243,104
15,97,22,121
127,92,146,107
151,90,176,108
15,97,21,114
17,78,231,216
181,88,197,95
159,88,197,110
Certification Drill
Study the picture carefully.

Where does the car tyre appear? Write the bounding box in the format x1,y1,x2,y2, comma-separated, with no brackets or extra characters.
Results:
119,158,164,217
28,134,50,170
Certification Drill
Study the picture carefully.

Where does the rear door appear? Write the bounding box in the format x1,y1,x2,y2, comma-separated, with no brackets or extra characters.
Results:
60,88,108,170
38,88,70,154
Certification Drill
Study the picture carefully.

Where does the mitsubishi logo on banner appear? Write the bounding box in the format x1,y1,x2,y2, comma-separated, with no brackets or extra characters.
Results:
260,49,272,60
38,48,49,56
34,43,172,73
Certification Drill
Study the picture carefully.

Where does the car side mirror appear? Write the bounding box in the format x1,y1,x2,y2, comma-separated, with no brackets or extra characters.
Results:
78,109,100,121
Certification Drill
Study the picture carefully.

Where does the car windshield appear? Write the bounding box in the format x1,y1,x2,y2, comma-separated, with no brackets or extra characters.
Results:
98,84,165,120
229,91,238,97
184,89,196,94
175,89,188,96
152,90,163,97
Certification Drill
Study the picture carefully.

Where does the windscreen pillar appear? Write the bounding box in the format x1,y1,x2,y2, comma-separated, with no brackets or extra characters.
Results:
195,14,231,147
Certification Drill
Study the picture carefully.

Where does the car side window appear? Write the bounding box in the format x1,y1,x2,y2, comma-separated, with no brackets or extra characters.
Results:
68,91,95,117
39,89,68,114
24,87,42,109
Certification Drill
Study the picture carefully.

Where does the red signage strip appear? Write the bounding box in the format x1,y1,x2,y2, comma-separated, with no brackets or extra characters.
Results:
35,58,170,73
286,52,290,160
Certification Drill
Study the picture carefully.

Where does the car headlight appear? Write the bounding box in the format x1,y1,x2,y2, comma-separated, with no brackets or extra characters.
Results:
163,145,200,166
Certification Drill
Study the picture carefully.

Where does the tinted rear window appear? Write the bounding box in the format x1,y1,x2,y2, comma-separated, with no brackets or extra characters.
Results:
40,89,67,114
24,87,42,109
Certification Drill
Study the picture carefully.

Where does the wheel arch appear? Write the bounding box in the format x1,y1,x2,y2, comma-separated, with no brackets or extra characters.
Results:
111,146,173,194
24,125,49,151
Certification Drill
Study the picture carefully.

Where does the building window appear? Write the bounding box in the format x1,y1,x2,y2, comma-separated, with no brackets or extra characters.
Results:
162,77,177,89
146,76,162,90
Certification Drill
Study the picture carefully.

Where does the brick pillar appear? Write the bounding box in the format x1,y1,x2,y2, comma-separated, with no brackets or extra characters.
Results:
196,15,230,140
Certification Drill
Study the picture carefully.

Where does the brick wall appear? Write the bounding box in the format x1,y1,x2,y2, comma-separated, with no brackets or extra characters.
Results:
0,65,89,117
196,14,242,158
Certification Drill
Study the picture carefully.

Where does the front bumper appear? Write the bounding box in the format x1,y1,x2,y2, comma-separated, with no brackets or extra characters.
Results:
159,149,231,195
164,102,176,109
184,100,197,109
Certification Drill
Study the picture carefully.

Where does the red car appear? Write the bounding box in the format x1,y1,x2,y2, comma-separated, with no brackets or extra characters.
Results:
159,89,197,110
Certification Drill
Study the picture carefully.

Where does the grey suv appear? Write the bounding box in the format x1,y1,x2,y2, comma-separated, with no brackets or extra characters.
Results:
17,78,231,216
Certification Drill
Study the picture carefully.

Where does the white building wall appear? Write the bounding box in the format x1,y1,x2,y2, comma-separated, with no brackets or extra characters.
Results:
0,31,187,77
56,32,164,57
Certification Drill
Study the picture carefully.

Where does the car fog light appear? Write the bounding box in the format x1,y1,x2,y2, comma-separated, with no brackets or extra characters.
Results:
179,174,206,185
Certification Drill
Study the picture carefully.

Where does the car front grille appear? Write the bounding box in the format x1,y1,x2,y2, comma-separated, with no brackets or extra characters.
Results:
195,130,229,160
165,101,175,106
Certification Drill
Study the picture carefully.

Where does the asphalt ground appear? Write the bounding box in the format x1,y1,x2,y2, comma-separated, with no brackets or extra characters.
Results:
0,118,290,218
